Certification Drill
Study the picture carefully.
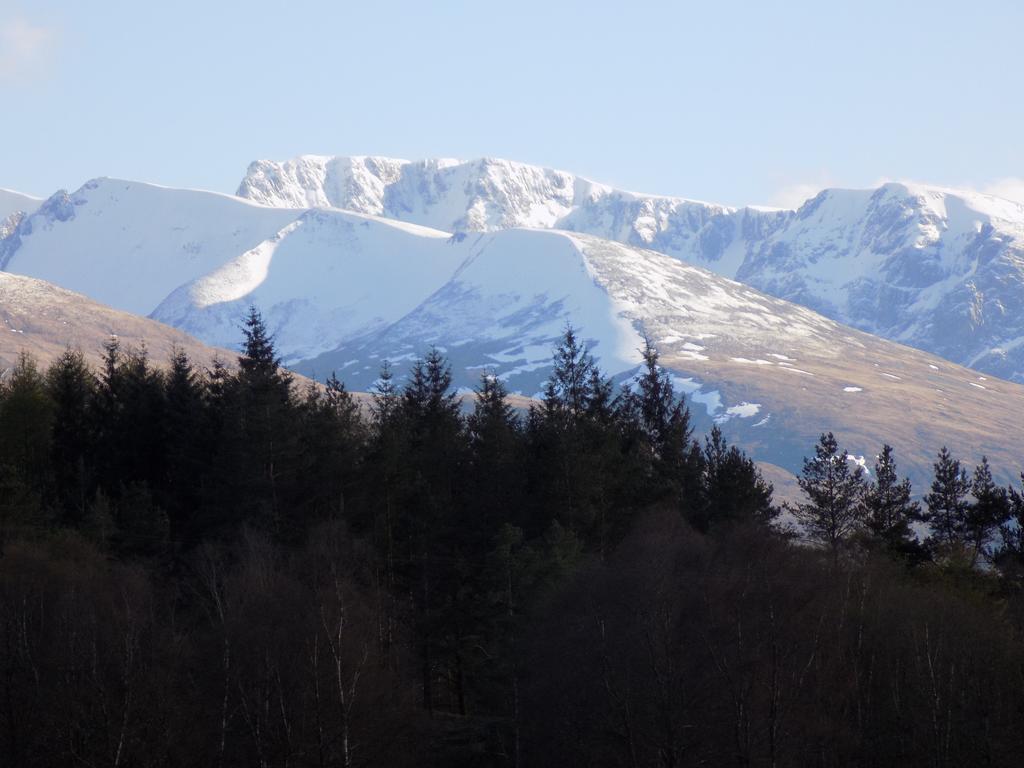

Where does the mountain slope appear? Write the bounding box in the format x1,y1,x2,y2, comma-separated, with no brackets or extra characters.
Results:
4,174,1024,486
238,156,1024,382
2,179,300,315
237,155,780,275
151,207,462,362
0,271,232,372
292,230,1024,488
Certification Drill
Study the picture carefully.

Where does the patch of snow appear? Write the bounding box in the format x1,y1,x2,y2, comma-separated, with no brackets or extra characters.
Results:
691,389,723,416
847,454,870,476
715,402,762,424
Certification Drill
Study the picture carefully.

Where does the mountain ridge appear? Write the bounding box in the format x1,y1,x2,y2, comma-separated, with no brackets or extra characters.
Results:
3,169,1024,487
238,156,1024,382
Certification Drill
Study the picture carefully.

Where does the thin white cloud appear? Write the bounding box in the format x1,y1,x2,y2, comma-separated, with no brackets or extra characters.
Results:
767,182,826,210
0,16,56,82
979,178,1024,204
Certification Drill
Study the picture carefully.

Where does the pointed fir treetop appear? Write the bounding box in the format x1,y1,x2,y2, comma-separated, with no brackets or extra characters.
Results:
469,371,519,440
965,456,1010,565
473,372,515,425
543,324,610,422
791,432,867,555
371,360,399,426
167,347,196,392
634,336,677,444
923,446,972,546
862,444,920,549
239,305,281,375
101,334,121,389
402,348,460,427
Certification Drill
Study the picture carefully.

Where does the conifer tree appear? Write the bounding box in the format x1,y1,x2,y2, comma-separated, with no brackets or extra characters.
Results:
625,341,703,521
700,426,776,530
324,370,360,424
632,337,676,447
162,348,206,538
399,349,466,713
0,353,53,548
295,372,365,523
542,325,602,423
45,348,95,523
362,361,407,596
117,344,167,491
0,352,54,493
790,432,866,560
862,444,920,554
996,475,1024,581
658,405,704,522
239,304,281,376
965,456,1009,567
468,372,523,531
922,447,972,554
530,327,624,546
212,306,298,534
371,361,400,427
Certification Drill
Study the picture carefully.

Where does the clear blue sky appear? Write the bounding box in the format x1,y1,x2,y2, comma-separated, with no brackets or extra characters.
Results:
2,0,1023,207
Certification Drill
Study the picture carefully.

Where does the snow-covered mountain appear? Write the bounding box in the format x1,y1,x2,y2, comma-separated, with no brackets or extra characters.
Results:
1,179,300,315
238,157,1024,382
237,156,779,276
3,175,1024,487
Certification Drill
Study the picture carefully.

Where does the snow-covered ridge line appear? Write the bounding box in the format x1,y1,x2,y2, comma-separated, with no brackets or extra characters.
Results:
0,188,43,221
3,174,1024,489
237,155,1024,382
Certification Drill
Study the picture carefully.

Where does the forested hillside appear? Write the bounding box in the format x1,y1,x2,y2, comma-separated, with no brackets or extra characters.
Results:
1,308,1024,767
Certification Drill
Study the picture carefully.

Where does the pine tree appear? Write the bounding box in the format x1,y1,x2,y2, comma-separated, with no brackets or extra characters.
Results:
632,337,676,447
117,344,167,491
294,372,365,523
790,432,866,560
996,475,1024,582
530,327,626,547
468,372,524,531
399,349,466,714
324,370,360,424
965,457,1009,567
542,324,602,423
700,426,777,530
162,347,206,539
403,348,460,425
207,306,298,535
361,361,408,600
922,447,972,555
862,444,920,555
0,351,54,494
45,348,95,524
239,304,281,377
0,352,54,548
371,361,400,427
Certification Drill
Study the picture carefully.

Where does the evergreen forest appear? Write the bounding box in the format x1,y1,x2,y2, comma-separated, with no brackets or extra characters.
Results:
2,308,1024,767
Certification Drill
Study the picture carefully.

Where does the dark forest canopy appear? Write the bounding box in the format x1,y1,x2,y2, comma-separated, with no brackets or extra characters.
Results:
2,308,1024,767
